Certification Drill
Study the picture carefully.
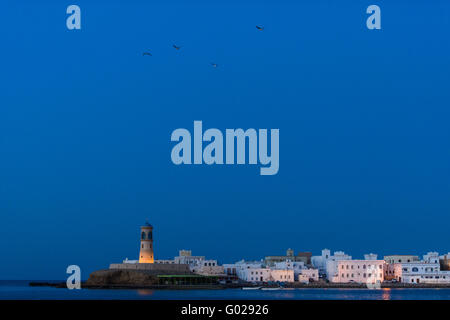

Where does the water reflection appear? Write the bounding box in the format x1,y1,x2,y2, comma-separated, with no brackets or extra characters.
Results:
382,288,391,300
137,289,154,296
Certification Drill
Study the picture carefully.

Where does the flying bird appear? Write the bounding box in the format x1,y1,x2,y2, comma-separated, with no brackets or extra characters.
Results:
143,52,152,56
210,63,218,68
256,25,264,31
173,44,181,50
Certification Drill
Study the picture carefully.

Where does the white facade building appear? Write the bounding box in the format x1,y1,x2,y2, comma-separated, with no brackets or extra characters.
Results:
224,260,295,283
324,251,353,281
333,259,385,284
298,268,319,283
311,249,332,275
154,250,224,275
384,252,450,284
395,262,450,284
423,252,440,264
274,260,319,283
312,249,353,280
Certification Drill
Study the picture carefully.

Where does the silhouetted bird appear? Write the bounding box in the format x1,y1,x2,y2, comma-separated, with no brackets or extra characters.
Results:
211,63,218,68
173,45,181,50
143,52,152,56
256,25,264,31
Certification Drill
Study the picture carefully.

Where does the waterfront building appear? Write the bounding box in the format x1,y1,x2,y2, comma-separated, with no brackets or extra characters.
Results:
237,266,294,283
270,269,295,282
298,268,319,283
311,249,352,279
265,248,311,266
332,259,385,284
224,260,299,283
223,260,264,276
391,252,450,284
139,221,154,263
324,251,353,280
423,252,440,264
383,255,420,264
273,260,319,282
384,255,420,280
395,262,450,284
155,250,224,275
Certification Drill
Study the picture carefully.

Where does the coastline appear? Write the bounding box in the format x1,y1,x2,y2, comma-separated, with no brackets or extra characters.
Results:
29,281,450,290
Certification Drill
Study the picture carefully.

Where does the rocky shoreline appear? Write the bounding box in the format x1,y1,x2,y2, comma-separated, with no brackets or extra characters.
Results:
27,268,450,290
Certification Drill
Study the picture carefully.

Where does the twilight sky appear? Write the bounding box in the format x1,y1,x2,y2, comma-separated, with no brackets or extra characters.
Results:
0,0,449,280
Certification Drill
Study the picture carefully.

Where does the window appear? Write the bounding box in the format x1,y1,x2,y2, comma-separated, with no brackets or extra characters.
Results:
412,267,419,272
141,232,146,240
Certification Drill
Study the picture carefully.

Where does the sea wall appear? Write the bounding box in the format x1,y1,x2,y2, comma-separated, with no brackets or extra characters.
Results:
109,263,191,274
85,269,159,286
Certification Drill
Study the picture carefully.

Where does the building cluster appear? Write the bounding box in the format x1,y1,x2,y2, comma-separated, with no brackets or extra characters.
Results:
119,223,450,285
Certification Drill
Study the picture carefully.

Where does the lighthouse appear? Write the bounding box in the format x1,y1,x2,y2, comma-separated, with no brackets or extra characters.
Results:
139,221,154,263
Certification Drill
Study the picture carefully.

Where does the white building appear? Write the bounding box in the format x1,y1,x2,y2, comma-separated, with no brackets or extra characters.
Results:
423,252,440,264
155,250,224,275
311,249,332,275
298,268,319,283
389,252,450,284
312,249,353,280
224,260,295,283
274,260,319,283
270,269,295,282
332,259,385,284
323,251,353,281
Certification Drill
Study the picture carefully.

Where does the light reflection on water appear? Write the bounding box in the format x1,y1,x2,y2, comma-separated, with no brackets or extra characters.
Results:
137,289,155,296
382,288,391,300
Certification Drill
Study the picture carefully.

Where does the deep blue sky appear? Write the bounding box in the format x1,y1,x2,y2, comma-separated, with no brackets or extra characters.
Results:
1,1,449,280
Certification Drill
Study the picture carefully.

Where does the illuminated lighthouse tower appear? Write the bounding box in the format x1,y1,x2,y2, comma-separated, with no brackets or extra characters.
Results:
139,221,154,263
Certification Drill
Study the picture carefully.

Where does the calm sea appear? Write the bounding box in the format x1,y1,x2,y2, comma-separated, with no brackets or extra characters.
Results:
1,281,450,300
